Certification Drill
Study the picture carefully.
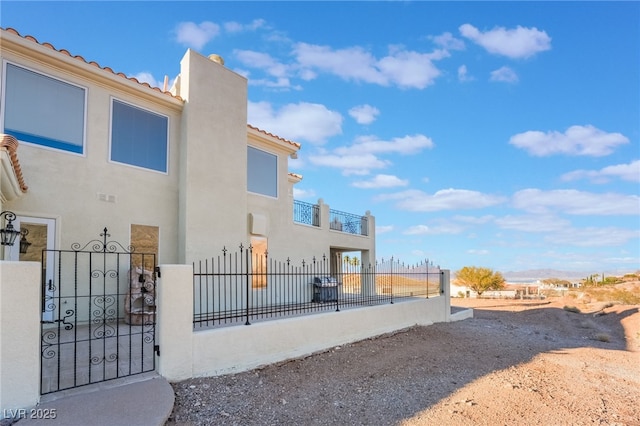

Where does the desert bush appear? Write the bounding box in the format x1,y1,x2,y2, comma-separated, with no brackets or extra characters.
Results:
608,289,640,305
594,333,611,343
582,287,640,305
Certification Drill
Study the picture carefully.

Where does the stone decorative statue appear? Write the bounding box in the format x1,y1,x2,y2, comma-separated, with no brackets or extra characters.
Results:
124,267,156,325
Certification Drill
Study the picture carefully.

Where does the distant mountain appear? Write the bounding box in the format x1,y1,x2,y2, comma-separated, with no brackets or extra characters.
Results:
502,269,635,282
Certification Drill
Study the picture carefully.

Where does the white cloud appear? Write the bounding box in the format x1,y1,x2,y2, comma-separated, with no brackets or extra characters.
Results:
308,153,389,176
292,187,316,199
175,21,220,50
561,160,640,183
430,32,465,50
377,49,445,89
132,72,163,89
248,101,342,144
545,227,640,247
495,214,571,232
376,225,394,234
235,50,290,78
458,65,473,82
453,215,495,225
336,134,434,156
223,19,266,33
459,24,551,59
293,42,445,89
467,249,490,255
352,174,409,189
512,189,640,215
490,66,518,83
247,77,298,90
376,188,506,212
404,223,465,235
305,133,432,176
349,104,380,125
510,125,629,157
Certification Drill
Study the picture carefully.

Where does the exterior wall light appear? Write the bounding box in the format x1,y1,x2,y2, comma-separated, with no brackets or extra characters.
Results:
19,228,31,254
0,211,20,247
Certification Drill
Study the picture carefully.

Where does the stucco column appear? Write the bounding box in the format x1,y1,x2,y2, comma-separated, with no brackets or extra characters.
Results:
156,264,194,381
442,269,451,322
0,261,41,412
360,250,375,297
317,198,328,230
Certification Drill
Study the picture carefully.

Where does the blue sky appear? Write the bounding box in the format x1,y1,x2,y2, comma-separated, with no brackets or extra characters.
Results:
2,1,639,275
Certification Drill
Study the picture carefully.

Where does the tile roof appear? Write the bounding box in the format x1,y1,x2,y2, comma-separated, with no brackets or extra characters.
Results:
1,27,182,101
0,134,28,193
247,124,301,149
2,28,301,152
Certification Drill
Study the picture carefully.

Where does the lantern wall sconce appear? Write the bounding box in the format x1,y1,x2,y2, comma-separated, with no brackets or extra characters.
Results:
19,228,31,254
0,211,20,247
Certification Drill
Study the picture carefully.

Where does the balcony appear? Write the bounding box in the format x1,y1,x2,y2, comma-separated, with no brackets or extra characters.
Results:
293,199,370,237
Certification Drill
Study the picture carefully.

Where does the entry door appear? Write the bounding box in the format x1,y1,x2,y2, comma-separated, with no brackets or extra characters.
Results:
6,216,56,322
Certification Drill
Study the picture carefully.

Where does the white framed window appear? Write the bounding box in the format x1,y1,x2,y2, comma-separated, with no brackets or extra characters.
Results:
2,62,86,154
247,146,277,197
110,99,169,173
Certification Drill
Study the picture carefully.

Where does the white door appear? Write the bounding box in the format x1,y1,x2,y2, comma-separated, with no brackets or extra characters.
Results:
6,216,56,322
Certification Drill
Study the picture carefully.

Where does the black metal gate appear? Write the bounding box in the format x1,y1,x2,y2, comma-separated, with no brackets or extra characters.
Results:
40,228,158,394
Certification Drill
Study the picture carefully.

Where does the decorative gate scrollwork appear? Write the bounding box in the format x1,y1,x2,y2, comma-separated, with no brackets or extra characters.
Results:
40,228,157,394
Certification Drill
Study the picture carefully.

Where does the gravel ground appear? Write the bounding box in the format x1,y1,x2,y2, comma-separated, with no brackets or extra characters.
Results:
167,298,640,425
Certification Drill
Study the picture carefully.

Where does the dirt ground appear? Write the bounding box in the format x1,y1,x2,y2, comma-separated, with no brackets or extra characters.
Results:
167,296,640,425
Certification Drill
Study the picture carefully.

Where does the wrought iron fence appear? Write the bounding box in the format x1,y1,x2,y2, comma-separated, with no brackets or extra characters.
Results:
329,208,368,236
40,228,157,394
293,200,320,227
193,245,442,328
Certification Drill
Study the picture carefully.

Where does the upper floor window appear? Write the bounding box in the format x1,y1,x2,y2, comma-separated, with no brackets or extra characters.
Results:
2,63,86,154
110,99,169,173
247,146,277,197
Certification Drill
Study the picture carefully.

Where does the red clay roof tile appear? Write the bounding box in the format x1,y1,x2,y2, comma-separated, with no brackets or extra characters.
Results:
2,27,182,101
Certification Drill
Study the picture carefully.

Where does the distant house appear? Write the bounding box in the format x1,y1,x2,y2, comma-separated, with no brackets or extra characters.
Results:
0,26,375,285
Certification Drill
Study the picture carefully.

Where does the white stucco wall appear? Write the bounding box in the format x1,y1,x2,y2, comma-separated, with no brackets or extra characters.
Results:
0,31,183,264
177,50,250,263
157,265,450,382
0,261,41,412
191,296,445,378
1,29,377,273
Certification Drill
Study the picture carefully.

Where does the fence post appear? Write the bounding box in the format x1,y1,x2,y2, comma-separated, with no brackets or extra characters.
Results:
0,261,41,412
156,264,194,381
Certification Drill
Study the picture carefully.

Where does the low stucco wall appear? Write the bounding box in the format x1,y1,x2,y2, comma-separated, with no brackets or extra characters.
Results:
192,296,446,377
157,265,450,382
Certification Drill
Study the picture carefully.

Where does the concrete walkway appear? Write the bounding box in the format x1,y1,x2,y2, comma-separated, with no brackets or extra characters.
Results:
17,375,174,426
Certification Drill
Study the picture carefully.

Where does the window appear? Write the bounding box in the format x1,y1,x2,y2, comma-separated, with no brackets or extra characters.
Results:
251,236,268,289
111,99,168,173
3,63,85,154
247,146,277,197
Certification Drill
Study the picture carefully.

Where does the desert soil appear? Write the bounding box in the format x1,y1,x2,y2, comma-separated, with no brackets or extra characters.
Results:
167,297,640,425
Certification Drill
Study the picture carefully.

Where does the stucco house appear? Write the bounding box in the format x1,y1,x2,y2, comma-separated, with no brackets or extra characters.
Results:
0,29,456,411
0,27,375,272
